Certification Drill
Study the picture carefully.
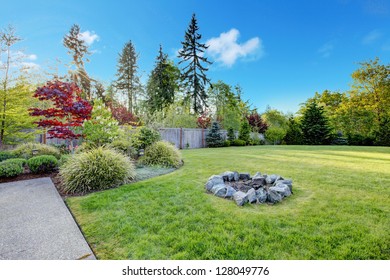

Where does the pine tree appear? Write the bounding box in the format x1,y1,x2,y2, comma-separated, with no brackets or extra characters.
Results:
238,119,251,144
301,102,333,145
146,45,180,115
178,13,212,114
283,117,303,145
63,24,93,100
205,121,224,147
115,41,142,114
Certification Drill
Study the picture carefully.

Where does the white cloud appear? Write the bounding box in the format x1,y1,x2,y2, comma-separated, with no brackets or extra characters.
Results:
318,42,334,58
0,51,40,70
206,28,262,67
362,30,382,44
78,31,99,45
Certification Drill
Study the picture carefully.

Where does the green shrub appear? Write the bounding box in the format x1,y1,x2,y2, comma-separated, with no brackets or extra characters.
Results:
109,139,137,159
27,155,58,174
51,143,71,155
59,155,72,166
140,141,182,168
130,126,160,150
227,127,236,142
2,158,27,167
206,122,225,148
238,119,251,144
0,161,23,177
0,151,17,162
231,139,246,146
12,143,61,159
223,140,231,147
60,147,136,194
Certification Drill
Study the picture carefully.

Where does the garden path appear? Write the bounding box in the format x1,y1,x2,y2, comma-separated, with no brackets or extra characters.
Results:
0,178,95,260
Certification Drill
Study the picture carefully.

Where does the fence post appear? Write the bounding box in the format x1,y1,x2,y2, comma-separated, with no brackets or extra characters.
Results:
179,127,183,149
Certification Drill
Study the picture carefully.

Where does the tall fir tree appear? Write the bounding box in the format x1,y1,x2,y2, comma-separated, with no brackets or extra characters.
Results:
301,102,333,145
115,41,142,114
178,13,212,114
146,45,180,115
63,24,93,100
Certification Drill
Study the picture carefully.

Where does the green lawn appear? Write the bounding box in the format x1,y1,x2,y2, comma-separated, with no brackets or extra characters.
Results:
66,146,390,260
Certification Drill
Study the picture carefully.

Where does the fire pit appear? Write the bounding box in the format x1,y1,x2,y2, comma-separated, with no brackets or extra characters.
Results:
205,171,293,206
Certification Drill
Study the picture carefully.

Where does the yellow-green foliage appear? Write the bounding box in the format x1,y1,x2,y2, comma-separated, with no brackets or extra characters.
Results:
140,141,182,168
12,143,61,159
60,147,136,194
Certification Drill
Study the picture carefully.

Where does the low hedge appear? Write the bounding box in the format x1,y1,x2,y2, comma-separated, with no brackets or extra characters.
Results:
27,155,58,174
0,161,23,177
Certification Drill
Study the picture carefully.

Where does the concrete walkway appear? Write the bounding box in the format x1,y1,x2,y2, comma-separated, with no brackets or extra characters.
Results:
0,178,95,260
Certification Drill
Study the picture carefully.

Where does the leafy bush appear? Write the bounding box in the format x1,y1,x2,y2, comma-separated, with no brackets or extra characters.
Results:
140,141,182,168
12,143,61,159
346,134,375,146
59,155,72,166
27,155,58,174
249,133,263,145
51,143,71,155
109,139,138,159
0,161,23,177
0,151,17,162
130,126,160,150
206,122,224,148
2,158,27,167
223,140,231,147
60,147,136,194
227,127,236,142
231,139,246,146
265,126,287,145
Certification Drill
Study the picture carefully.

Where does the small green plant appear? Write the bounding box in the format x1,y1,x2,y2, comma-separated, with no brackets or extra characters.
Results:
231,139,246,146
130,126,161,150
2,158,27,167
60,147,136,194
223,140,231,147
59,155,72,166
227,127,236,142
0,151,17,162
51,143,71,155
0,161,24,177
27,155,58,174
140,141,182,168
12,143,61,159
109,139,137,159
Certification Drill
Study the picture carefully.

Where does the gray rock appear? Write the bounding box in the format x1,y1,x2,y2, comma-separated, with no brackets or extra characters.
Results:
205,175,224,191
225,186,237,198
252,176,266,186
221,171,235,182
274,179,293,193
266,174,279,184
270,184,291,197
233,171,240,182
246,188,257,204
239,173,251,180
233,191,248,206
255,188,268,203
267,189,283,204
211,184,226,195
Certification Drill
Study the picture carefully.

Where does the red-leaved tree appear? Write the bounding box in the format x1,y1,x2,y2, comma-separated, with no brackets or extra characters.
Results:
247,112,269,133
107,101,139,126
29,80,92,141
197,111,211,129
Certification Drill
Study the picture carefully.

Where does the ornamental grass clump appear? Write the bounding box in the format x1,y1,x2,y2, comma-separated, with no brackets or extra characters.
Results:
12,143,61,159
140,141,182,168
60,147,136,194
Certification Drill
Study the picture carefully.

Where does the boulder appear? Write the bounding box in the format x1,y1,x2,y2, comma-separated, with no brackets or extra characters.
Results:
274,180,293,193
233,171,240,182
246,188,257,204
233,191,248,206
239,173,251,180
252,176,266,186
253,172,262,178
270,184,291,197
211,184,227,196
256,188,268,203
205,175,224,192
221,171,235,182
225,186,237,198
266,174,281,184
267,189,283,204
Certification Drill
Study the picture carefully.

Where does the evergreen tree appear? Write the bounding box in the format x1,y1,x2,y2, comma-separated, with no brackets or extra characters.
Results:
375,114,390,146
178,13,212,114
205,121,224,147
115,41,142,114
227,127,236,142
238,119,251,144
146,45,180,115
301,102,333,145
283,117,303,145
63,24,93,100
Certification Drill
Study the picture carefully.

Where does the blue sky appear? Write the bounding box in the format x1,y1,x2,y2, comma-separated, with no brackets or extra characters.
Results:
2,0,390,113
